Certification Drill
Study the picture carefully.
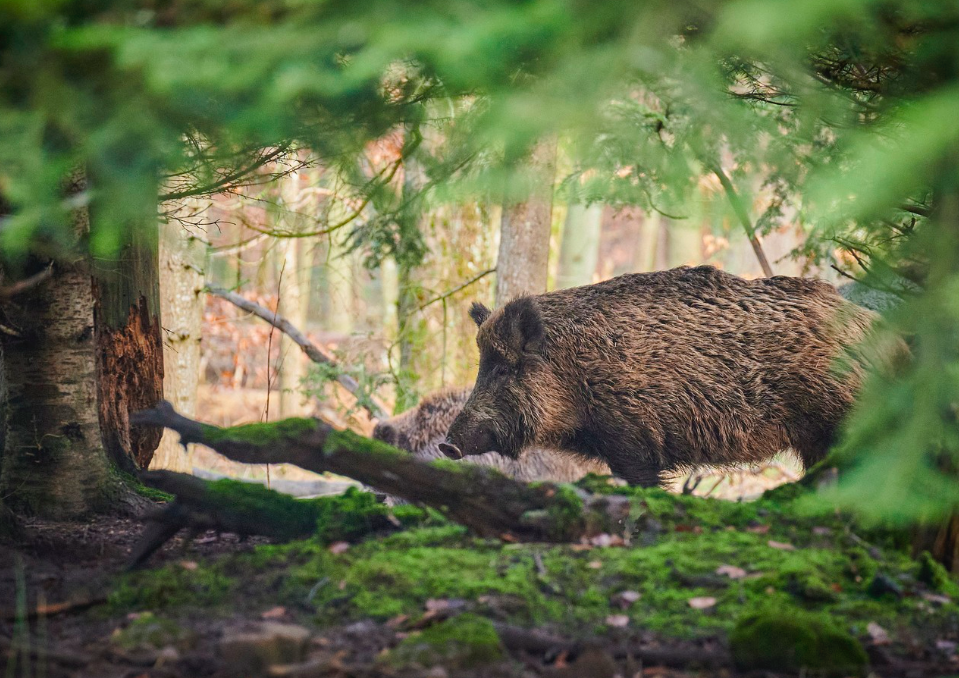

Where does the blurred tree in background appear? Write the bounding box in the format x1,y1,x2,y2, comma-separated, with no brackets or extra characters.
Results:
0,0,957,546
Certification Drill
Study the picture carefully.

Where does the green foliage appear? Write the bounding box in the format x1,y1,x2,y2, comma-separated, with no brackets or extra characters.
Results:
303,359,391,421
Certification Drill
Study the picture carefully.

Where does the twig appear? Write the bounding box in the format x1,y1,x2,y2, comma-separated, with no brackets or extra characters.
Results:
0,264,54,299
207,286,388,420
0,594,107,622
417,268,496,312
711,166,774,278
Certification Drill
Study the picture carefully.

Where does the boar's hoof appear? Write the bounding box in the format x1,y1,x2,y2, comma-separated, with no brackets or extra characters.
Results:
438,442,463,459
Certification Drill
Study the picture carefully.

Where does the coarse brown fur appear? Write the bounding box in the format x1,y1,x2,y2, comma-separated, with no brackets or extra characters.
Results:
373,387,609,483
444,265,880,487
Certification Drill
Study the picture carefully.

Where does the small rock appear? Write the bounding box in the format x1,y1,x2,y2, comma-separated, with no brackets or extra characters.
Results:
867,622,891,645
605,614,629,627
868,573,904,599
425,667,449,678
220,622,311,674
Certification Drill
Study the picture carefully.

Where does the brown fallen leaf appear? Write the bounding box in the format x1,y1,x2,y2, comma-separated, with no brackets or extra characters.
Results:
179,560,198,570
715,565,747,580
260,606,287,619
611,590,641,609
767,540,796,551
746,524,770,534
328,541,350,554
687,597,717,610
587,560,603,569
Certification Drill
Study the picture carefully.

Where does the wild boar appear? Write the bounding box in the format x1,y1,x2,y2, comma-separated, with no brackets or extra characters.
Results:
440,265,878,487
373,387,609,483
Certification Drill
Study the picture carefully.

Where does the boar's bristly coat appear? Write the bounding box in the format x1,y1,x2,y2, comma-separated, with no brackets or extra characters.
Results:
442,265,878,487
373,387,609,483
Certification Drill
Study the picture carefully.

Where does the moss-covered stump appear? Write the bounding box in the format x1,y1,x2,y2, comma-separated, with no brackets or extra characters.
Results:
730,608,867,675
384,614,505,669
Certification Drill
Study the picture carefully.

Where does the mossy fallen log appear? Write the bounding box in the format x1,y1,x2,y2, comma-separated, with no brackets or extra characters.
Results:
127,473,430,568
131,401,630,545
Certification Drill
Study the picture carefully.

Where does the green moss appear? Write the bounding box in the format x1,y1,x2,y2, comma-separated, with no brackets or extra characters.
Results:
385,614,504,669
205,479,320,540
730,608,867,675
918,551,959,596
111,612,193,651
109,562,235,612
202,417,317,445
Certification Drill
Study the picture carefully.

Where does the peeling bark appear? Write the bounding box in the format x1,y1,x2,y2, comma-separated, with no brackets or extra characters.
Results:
93,225,164,471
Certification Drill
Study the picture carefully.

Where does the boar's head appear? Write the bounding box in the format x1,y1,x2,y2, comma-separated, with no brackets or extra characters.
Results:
440,297,571,460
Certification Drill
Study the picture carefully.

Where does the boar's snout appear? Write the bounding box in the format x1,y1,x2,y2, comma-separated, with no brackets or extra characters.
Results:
443,416,500,459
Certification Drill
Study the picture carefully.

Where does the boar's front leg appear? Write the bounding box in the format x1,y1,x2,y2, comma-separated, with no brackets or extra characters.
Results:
606,460,665,488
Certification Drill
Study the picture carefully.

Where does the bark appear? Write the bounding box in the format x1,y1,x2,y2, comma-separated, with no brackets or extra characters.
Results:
277,237,309,417
152,218,206,472
92,220,164,471
495,140,557,306
1,257,117,517
131,402,632,543
556,203,602,289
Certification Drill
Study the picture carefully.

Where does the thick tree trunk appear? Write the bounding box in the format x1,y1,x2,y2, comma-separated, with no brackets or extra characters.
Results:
92,222,164,472
151,217,206,472
495,140,556,307
556,203,602,289
1,258,117,517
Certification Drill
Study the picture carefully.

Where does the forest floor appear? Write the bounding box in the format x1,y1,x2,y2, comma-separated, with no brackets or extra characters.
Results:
2,478,959,678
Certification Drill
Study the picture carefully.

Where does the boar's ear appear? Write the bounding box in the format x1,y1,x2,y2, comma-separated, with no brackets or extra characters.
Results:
505,297,544,357
469,302,492,328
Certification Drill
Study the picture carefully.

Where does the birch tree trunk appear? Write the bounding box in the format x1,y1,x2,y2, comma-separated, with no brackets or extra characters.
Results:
0,175,120,517
556,203,602,289
495,140,557,306
151,216,206,471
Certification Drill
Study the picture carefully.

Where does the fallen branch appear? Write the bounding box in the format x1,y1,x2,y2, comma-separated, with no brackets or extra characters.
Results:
131,402,631,544
207,285,388,420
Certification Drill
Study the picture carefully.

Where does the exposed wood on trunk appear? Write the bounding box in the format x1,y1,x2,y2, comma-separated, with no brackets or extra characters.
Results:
92,206,164,471
496,139,556,306
131,402,631,543
207,285,389,420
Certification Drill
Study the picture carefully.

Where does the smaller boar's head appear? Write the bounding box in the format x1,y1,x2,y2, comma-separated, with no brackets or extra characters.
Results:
441,297,551,460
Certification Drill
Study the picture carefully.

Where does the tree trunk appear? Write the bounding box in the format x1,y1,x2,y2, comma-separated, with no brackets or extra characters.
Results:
92,221,164,472
495,140,556,306
278,237,309,417
151,216,206,472
556,203,602,289
1,259,118,517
